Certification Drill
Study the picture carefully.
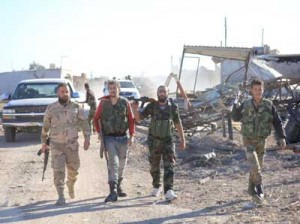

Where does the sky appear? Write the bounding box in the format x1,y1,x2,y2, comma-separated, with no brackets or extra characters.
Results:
0,0,299,77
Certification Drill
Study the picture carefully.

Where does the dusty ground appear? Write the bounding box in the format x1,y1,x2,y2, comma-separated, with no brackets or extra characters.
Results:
0,126,299,224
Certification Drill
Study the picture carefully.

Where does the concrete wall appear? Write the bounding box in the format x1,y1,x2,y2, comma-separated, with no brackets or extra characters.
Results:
0,68,70,95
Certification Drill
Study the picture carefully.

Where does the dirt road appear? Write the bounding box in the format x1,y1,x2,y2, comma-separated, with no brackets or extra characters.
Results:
0,131,194,224
0,129,299,224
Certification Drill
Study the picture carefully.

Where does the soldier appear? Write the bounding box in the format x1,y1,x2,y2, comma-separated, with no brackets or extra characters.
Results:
41,83,90,206
94,80,135,203
133,85,186,201
231,78,286,203
83,83,97,133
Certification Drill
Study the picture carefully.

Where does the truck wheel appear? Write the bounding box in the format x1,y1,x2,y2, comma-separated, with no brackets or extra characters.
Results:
4,127,16,142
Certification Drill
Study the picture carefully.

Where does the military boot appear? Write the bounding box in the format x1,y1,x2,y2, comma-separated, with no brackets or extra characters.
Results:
66,180,75,199
55,188,66,206
104,181,118,203
253,184,264,204
248,178,256,196
117,177,127,197
256,184,264,199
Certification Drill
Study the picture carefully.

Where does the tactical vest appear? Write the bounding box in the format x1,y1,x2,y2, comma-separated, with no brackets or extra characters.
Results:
241,99,273,139
101,97,128,134
149,102,174,139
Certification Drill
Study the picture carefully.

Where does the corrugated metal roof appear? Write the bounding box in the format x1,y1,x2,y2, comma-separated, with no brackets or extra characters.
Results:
184,45,253,61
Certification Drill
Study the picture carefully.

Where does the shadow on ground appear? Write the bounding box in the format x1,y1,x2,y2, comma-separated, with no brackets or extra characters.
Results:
0,196,155,223
0,132,40,149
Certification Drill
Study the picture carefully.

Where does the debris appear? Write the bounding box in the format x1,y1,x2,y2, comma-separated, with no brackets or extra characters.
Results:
216,200,226,205
204,152,216,160
198,171,217,185
290,201,300,207
184,151,219,167
250,216,263,222
199,176,211,185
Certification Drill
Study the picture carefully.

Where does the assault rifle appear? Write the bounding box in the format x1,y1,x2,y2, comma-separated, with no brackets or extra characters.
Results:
267,142,300,153
98,121,108,161
94,99,108,160
127,96,156,108
99,133,108,160
37,138,50,181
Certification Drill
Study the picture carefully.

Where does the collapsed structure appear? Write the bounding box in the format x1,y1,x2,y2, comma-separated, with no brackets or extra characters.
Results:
164,45,300,144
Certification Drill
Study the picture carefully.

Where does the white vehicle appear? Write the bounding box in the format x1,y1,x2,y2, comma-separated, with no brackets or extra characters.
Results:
2,78,81,142
103,79,141,99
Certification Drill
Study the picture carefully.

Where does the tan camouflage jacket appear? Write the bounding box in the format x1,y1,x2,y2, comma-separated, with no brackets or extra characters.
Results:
41,101,90,144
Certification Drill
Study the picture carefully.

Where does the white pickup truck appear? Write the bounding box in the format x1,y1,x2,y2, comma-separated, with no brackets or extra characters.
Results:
2,78,81,142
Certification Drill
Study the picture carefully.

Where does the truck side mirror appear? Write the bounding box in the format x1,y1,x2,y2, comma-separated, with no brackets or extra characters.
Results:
71,92,80,98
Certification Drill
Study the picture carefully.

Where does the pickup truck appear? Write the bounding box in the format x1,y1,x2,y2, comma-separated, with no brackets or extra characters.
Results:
2,78,81,142
103,79,141,99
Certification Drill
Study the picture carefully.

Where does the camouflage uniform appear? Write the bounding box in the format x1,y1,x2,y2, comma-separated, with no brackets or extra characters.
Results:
232,98,285,195
41,101,90,199
86,89,96,132
140,100,180,194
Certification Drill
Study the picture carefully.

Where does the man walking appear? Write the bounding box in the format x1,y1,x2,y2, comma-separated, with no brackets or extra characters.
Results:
134,85,186,201
94,80,135,202
41,83,90,206
232,78,286,203
83,83,97,133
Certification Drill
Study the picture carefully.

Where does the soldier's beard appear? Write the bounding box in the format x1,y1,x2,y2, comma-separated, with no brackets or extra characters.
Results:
158,95,167,103
58,96,69,104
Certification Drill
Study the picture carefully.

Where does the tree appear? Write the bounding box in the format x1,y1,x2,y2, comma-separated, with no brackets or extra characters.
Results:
29,61,45,70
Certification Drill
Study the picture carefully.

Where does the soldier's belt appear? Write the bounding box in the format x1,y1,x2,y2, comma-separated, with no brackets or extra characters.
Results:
149,135,172,140
105,133,126,137
49,139,77,146
243,138,265,144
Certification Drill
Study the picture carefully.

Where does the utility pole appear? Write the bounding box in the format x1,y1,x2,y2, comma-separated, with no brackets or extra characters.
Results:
224,17,227,47
60,55,68,70
170,56,174,73
261,28,264,46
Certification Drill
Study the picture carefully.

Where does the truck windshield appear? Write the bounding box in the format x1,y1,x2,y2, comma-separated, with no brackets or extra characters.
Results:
12,83,60,99
120,81,135,88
